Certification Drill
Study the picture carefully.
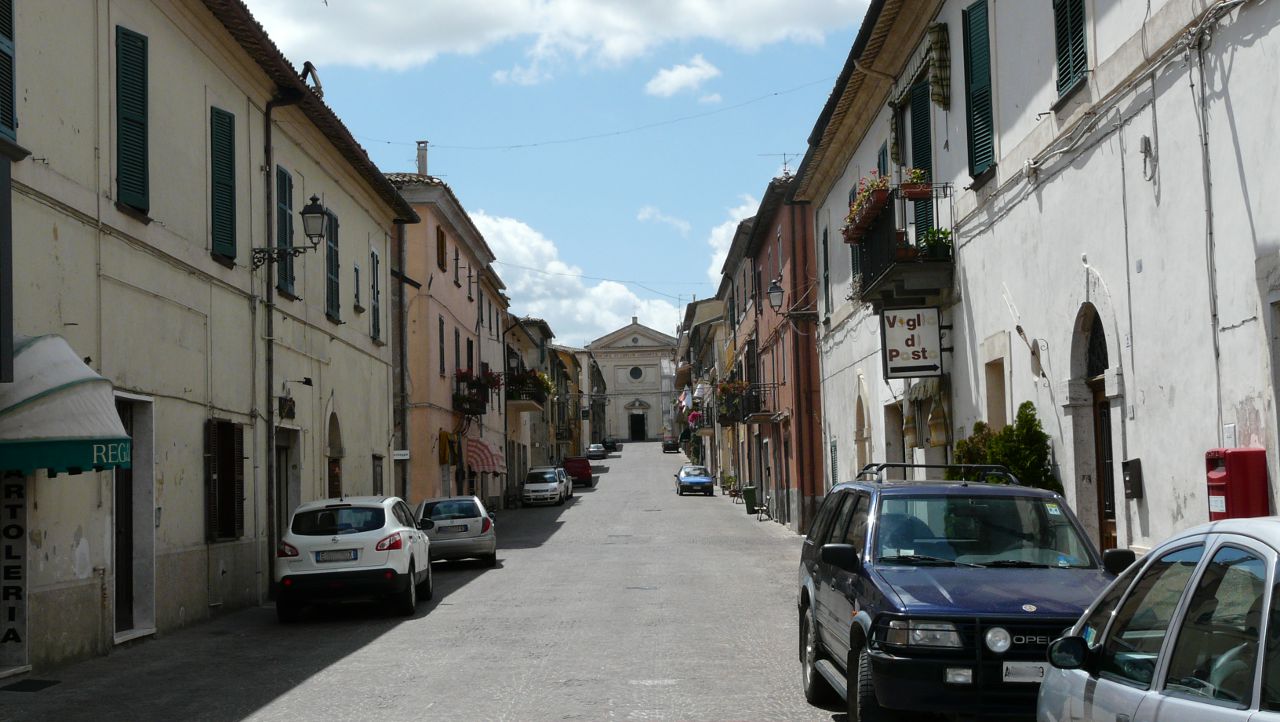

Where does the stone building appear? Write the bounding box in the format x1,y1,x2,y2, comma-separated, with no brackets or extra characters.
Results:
585,318,678,442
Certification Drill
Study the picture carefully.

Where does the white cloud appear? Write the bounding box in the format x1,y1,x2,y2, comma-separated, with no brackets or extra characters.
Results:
705,195,759,287
698,93,723,104
644,55,720,97
471,211,681,346
242,0,866,76
637,206,691,235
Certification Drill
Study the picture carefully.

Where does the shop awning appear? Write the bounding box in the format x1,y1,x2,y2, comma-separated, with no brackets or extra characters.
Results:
464,437,505,473
0,335,132,476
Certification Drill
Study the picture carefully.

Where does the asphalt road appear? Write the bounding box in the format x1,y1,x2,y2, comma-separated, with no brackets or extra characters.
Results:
1,441,841,722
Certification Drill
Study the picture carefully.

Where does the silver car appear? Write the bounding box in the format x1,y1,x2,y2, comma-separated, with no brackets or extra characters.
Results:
1039,517,1280,722
416,496,497,567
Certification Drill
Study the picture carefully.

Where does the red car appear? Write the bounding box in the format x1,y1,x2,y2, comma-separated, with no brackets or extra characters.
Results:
561,456,594,487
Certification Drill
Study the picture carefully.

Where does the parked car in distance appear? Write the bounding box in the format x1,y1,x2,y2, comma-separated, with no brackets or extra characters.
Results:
799,463,1121,720
274,496,433,623
416,495,497,567
557,466,574,499
562,456,594,486
661,437,680,453
522,466,565,506
675,465,714,496
587,443,607,460
602,437,621,452
1039,517,1280,722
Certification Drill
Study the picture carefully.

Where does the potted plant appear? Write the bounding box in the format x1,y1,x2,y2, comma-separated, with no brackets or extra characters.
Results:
899,167,932,200
919,227,953,259
841,171,891,244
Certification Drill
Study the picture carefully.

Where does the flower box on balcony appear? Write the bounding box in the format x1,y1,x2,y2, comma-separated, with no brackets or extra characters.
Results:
899,182,932,200
452,392,487,416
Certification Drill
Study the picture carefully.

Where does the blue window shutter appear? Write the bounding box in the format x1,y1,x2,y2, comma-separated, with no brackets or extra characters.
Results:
275,168,294,294
910,82,933,232
325,211,340,319
209,107,236,259
0,0,15,141
963,1,995,177
116,26,148,213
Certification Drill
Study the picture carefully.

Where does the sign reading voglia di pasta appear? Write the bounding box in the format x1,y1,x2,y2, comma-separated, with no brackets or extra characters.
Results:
880,307,943,379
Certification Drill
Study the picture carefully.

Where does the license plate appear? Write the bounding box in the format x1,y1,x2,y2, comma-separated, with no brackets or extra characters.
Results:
442,524,468,533
316,549,357,563
1002,661,1047,684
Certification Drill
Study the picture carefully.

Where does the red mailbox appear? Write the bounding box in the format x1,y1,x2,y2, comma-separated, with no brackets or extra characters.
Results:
1206,448,1270,521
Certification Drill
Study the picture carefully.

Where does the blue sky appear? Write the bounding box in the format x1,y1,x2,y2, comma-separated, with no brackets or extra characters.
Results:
245,0,867,346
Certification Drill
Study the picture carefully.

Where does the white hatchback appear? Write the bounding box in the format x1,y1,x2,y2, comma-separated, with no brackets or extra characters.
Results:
274,496,433,623
522,466,566,506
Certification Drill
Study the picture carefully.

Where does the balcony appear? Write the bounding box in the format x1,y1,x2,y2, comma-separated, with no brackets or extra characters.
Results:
847,186,954,309
504,371,547,413
453,390,487,417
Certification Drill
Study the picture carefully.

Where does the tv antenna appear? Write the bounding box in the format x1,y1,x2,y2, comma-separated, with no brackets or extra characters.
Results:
758,152,802,176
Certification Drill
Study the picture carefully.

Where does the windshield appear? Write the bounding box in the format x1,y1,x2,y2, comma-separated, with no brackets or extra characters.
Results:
680,466,709,477
422,499,482,520
875,495,1094,568
524,471,557,485
291,506,384,536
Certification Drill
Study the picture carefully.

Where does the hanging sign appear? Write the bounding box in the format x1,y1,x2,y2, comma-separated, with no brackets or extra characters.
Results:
881,307,943,379
1,475,27,671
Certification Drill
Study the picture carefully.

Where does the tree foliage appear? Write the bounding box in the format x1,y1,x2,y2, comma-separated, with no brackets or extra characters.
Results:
947,401,1060,492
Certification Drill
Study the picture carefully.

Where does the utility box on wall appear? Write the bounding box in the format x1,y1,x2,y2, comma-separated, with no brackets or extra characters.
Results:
1206,448,1270,521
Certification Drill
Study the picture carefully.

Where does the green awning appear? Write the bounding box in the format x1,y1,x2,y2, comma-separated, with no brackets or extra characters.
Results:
0,335,132,476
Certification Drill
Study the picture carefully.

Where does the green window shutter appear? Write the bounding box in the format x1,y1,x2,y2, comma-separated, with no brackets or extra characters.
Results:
209,108,236,259
0,0,15,141
232,423,244,538
275,167,294,294
116,26,148,213
370,250,381,340
877,142,888,177
325,211,340,318
910,82,933,232
204,419,219,542
963,1,994,177
1054,0,1087,95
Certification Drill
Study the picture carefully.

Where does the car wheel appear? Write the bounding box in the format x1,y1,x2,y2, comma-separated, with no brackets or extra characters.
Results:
276,599,303,624
706,489,714,496
484,552,497,568
850,644,892,721
556,492,565,506
801,605,835,704
396,562,418,616
677,487,683,495
417,560,434,601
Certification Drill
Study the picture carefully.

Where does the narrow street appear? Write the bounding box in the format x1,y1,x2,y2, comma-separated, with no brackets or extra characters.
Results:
1,441,836,722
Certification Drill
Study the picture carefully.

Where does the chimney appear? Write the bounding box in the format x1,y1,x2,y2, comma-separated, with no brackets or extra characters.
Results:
632,316,638,325
416,140,428,176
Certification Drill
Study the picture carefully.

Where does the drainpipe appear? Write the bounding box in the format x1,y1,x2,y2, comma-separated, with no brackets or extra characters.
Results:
263,89,302,590
395,220,408,500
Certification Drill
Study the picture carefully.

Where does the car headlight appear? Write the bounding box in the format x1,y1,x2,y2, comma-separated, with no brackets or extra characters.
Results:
985,627,1011,654
885,620,963,648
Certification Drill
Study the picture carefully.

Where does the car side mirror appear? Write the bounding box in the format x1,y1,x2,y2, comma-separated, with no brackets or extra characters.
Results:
820,543,860,572
1046,636,1090,670
487,511,495,520
418,518,435,530
1102,548,1137,575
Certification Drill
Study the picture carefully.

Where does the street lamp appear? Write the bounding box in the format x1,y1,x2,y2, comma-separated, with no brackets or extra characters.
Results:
251,195,328,268
766,279,785,312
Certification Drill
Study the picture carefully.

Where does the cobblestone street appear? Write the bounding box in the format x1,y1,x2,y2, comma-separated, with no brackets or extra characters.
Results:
1,441,838,722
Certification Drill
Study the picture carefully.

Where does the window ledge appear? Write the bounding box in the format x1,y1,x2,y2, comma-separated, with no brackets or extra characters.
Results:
277,288,300,302
326,313,344,325
966,165,997,192
211,253,236,269
353,302,366,314
372,337,387,347
1051,74,1089,113
0,136,31,163
115,201,152,225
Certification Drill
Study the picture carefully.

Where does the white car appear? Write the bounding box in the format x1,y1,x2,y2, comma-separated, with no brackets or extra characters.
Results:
522,466,566,506
274,496,433,623
417,495,497,566
1039,517,1280,722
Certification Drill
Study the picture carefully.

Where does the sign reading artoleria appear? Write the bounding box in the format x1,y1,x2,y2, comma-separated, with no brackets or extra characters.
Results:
880,307,943,379
0,475,26,671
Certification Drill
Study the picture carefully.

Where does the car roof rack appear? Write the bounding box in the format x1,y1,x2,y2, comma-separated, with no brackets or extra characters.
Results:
853,462,1022,486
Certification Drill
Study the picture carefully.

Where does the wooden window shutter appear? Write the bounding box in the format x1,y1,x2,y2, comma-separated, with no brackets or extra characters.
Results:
205,419,219,542
1054,0,1087,95
436,227,447,270
116,26,148,213
963,1,995,178
0,0,15,141
275,167,294,293
325,211,340,319
370,250,381,339
910,82,933,232
210,107,236,259
232,423,245,538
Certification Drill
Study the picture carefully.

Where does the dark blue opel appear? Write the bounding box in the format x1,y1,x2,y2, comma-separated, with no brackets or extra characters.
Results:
797,463,1133,720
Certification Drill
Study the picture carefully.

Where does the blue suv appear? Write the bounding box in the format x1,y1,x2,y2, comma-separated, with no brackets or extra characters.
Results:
797,463,1134,720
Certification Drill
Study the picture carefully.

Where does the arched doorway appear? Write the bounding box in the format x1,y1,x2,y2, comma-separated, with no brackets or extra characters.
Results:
327,413,344,498
1069,304,1118,549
